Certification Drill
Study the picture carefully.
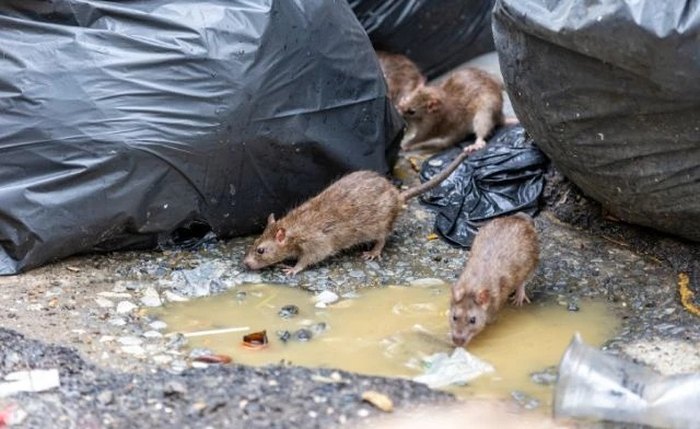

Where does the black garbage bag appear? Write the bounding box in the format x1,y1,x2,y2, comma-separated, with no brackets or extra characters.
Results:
419,126,547,247
0,0,402,275
348,0,496,79
493,0,700,241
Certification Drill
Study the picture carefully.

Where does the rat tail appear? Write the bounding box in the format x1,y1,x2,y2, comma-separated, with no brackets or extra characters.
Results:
400,148,470,201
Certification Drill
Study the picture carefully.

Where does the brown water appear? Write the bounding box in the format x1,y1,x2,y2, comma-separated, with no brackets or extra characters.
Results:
155,282,619,405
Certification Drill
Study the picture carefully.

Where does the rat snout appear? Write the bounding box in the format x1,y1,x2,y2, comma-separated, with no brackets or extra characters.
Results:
243,256,259,271
451,334,467,347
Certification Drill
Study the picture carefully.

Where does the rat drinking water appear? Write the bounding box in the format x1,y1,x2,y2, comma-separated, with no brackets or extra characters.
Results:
449,213,539,347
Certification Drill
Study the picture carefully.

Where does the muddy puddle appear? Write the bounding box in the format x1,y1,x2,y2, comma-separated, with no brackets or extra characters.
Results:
155,282,619,405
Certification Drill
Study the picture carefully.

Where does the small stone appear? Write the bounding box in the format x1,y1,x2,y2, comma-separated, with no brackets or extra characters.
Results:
567,302,580,312
97,390,114,405
311,322,328,335
314,291,339,308
118,336,143,346
116,301,137,314
278,304,299,319
530,367,558,386
409,278,445,287
149,321,168,331
99,336,115,343
308,410,318,418
166,333,187,349
191,361,209,369
511,390,540,410
348,270,365,279
277,330,291,342
357,409,370,418
121,345,146,356
141,287,162,307
234,291,247,301
295,329,313,342
163,380,188,396
152,355,173,365
163,291,188,303
189,348,215,359
94,297,114,308
143,330,163,339
108,317,127,327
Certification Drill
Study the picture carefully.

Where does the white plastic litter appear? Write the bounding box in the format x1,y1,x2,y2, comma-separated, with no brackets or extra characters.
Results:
0,369,60,397
413,348,495,389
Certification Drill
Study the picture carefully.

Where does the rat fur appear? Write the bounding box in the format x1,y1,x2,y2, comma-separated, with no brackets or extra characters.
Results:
376,51,425,107
243,149,471,276
398,67,505,154
449,213,539,347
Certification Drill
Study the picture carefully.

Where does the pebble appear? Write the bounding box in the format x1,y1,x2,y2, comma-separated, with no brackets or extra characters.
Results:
118,336,143,346
348,270,365,279
116,301,137,314
314,291,339,308
149,321,168,331
143,330,163,339
98,292,132,299
409,278,445,287
357,409,370,418
163,380,188,396
567,302,580,312
152,355,174,365
140,287,163,307
295,329,313,342
530,367,558,385
163,291,188,302
511,390,540,410
121,345,146,356
95,297,114,308
99,336,115,343
278,305,299,319
97,390,114,405
108,318,127,327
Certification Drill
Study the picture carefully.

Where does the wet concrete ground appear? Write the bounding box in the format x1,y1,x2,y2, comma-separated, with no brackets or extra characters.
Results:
0,52,698,427
0,158,698,428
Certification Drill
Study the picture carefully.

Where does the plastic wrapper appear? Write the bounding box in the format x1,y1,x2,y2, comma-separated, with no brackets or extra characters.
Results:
0,0,402,275
419,126,547,248
493,0,700,241
555,333,700,429
413,347,494,389
348,0,495,79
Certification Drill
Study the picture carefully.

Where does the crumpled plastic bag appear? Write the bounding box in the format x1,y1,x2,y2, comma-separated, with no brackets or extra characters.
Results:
419,126,547,248
413,347,494,389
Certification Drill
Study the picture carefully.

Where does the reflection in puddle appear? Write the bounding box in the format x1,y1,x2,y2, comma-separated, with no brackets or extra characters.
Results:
154,283,619,405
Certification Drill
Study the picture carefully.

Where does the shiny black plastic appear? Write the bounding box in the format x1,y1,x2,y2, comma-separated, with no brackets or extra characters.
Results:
419,126,547,247
0,0,402,274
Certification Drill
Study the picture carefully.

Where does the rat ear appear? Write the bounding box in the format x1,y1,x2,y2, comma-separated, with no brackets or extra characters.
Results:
275,227,286,244
452,284,465,303
475,289,490,306
267,213,276,225
427,98,441,113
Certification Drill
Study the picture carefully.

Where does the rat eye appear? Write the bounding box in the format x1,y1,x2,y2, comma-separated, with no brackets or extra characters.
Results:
452,314,458,322
469,316,476,324
256,247,265,255
405,108,416,116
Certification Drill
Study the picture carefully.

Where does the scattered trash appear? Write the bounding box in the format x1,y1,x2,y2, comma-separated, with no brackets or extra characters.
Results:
0,404,27,426
554,333,700,429
192,354,232,364
163,381,188,397
361,391,394,413
310,372,344,384
511,390,540,410
413,348,495,389
169,326,250,339
65,266,81,273
0,369,60,397
679,272,700,318
426,233,439,241
419,126,547,248
529,367,557,386
314,291,339,309
278,305,299,319
242,331,269,350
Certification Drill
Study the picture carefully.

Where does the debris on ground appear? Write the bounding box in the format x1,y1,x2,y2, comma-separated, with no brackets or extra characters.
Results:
413,348,494,389
361,391,394,412
0,369,60,398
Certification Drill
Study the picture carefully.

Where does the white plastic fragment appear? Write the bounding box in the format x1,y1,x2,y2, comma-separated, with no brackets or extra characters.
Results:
314,291,339,308
413,348,494,389
0,369,60,397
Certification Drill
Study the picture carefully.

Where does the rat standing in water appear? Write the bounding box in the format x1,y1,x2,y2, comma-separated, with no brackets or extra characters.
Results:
376,51,425,107
243,149,471,276
449,213,539,347
398,67,506,154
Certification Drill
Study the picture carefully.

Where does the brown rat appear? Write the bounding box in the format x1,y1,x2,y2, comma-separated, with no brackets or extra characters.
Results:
398,67,505,154
243,148,471,276
449,212,539,347
376,51,425,107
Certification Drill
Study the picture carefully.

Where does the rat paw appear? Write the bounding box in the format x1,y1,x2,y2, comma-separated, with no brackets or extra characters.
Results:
511,291,531,306
281,266,301,277
361,251,382,261
464,139,486,154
